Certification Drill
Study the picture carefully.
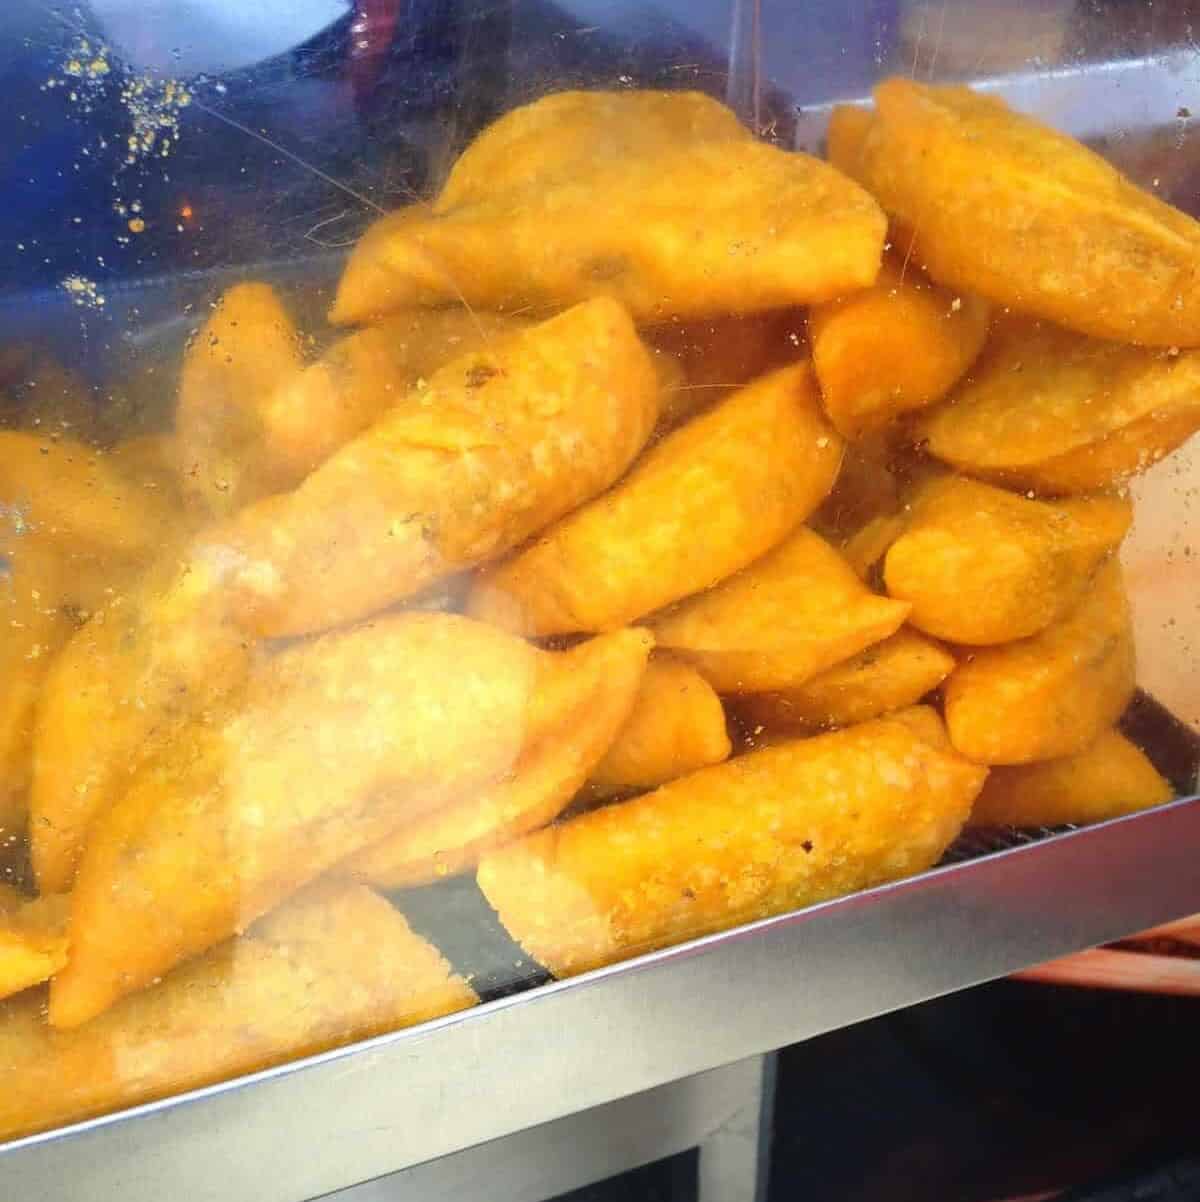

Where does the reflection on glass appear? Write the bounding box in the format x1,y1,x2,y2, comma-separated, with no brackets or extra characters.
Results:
0,0,1198,1148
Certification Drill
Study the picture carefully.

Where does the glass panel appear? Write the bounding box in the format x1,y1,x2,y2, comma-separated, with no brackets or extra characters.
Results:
0,0,1197,1145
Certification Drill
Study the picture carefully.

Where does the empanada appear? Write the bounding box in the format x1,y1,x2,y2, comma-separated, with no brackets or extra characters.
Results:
809,257,989,438
734,628,954,733
468,364,842,636
844,79,1200,345
918,319,1200,493
944,559,1135,764
0,883,473,1142
345,628,653,889
479,712,985,977
49,613,597,1026
883,475,1132,644
436,89,750,211
332,97,885,323
589,654,731,794
176,282,305,514
652,526,909,693
30,554,253,894
968,727,1172,828
227,297,660,637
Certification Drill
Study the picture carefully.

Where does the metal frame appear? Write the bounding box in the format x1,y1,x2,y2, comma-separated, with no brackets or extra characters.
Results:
325,1054,771,1202
793,48,1200,150
4,796,1199,1202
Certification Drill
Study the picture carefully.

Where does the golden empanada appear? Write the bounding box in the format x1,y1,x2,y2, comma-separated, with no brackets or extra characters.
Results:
844,79,1200,345
652,526,909,693
49,613,547,1027
810,257,989,438
735,628,954,733
345,629,653,888
918,319,1200,494
0,883,473,1142
589,654,731,794
479,713,985,977
468,364,842,636
968,728,1172,828
883,475,1131,643
944,560,1135,764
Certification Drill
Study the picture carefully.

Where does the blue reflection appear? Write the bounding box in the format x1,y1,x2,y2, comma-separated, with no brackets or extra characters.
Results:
0,0,900,297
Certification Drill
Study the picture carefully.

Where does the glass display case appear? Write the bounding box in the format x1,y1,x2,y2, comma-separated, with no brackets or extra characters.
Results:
1,2,1199,1199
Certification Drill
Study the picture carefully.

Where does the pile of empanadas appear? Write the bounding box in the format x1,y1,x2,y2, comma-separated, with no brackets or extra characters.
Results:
0,79,1195,1140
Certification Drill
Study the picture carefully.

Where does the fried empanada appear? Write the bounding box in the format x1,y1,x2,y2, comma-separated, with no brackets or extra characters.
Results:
0,539,73,836
845,79,1200,346
825,104,875,177
226,297,660,637
478,713,985,977
809,257,989,438
468,364,842,636
734,628,955,734
49,613,577,1027
652,526,909,693
30,554,253,895
0,431,177,559
176,282,305,514
918,320,1200,494
968,727,1172,829
883,475,1132,644
332,113,885,323
0,883,474,1142
0,888,68,1002
255,308,527,488
436,89,750,211
26,617,123,892
944,559,1136,764
345,628,653,889
589,654,731,794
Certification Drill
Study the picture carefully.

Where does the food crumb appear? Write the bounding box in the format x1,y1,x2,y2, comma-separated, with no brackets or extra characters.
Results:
60,275,105,309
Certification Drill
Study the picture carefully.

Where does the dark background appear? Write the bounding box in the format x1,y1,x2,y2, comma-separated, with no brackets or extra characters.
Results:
552,978,1200,1201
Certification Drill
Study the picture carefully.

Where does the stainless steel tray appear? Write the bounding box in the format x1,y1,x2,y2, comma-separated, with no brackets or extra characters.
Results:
4,39,1200,1202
